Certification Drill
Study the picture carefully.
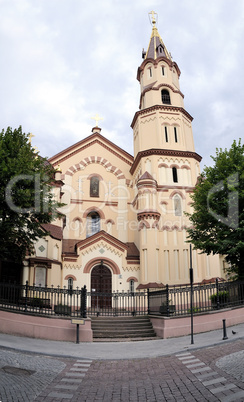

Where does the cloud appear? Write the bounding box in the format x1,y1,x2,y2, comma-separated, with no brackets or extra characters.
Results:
0,0,244,168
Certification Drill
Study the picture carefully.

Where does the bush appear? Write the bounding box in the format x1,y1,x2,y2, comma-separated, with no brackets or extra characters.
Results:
210,291,229,305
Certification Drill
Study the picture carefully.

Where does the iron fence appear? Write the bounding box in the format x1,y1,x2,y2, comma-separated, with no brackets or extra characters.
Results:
0,281,87,318
0,279,244,318
87,290,148,316
148,279,244,316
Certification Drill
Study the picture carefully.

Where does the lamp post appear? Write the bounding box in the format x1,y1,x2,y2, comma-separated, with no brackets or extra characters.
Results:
189,244,194,345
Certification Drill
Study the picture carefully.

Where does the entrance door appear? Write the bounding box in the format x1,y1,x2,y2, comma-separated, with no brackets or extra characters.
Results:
91,263,112,309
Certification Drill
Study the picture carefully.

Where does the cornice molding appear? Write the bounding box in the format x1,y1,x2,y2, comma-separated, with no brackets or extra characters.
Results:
137,209,161,221
130,148,202,174
131,104,193,129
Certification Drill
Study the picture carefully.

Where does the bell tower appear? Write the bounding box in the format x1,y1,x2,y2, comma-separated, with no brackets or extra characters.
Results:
131,12,213,287
132,11,197,158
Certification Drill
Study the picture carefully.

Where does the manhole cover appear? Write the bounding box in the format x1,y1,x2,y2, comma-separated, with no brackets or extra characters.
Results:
2,366,36,376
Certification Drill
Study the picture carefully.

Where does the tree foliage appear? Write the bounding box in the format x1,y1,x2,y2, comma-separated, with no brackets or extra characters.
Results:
187,139,244,280
0,126,63,263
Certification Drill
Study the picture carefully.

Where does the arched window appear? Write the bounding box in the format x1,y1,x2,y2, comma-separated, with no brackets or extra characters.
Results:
174,195,182,216
86,211,100,237
68,277,73,294
172,167,178,183
130,280,135,293
161,89,171,104
90,176,100,197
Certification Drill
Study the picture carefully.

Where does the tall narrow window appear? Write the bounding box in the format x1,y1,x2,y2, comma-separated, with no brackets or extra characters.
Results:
68,277,73,294
174,127,178,143
161,89,170,104
174,194,182,216
90,176,99,197
161,66,165,76
172,167,178,183
130,280,135,293
86,211,100,237
148,67,152,78
68,277,73,290
35,267,46,287
164,126,168,142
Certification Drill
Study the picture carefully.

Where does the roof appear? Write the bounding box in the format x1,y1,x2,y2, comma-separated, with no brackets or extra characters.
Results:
137,282,165,289
144,16,172,61
62,233,139,262
138,171,155,181
41,224,63,240
48,131,134,167
126,242,140,261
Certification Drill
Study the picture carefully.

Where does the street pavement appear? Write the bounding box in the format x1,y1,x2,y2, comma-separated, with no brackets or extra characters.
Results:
0,323,243,401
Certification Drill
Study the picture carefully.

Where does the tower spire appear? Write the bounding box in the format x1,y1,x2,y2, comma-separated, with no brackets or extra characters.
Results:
144,11,172,61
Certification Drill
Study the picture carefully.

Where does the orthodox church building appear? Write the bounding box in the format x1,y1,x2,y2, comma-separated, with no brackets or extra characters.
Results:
23,13,225,292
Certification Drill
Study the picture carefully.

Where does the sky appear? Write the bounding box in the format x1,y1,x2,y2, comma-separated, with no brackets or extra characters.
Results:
1,0,244,168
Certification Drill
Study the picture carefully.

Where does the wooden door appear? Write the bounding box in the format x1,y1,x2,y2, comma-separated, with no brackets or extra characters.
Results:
91,264,112,308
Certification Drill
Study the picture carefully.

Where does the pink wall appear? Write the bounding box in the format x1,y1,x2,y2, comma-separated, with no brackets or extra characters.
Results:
150,306,244,338
0,310,93,342
1,307,243,341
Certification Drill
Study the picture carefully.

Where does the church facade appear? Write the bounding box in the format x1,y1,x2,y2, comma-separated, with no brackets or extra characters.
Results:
23,14,225,293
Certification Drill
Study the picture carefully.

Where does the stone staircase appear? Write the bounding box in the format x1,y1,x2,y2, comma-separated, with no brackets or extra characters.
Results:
91,316,157,341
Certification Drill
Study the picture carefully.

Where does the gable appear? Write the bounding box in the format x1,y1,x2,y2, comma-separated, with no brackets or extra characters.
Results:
48,131,134,169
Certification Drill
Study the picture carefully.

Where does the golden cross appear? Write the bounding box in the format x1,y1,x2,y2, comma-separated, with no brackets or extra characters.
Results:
149,10,157,26
28,132,35,143
91,114,103,127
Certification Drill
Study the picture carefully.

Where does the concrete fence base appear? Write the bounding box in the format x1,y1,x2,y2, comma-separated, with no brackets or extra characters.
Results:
0,310,93,342
0,306,243,342
150,306,244,338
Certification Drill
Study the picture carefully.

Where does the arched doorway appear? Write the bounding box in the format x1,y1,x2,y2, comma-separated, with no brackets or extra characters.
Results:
91,261,112,309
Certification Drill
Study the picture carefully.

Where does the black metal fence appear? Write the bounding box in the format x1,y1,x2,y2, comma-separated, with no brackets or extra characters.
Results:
87,290,148,316
0,279,243,318
0,281,87,318
148,279,244,316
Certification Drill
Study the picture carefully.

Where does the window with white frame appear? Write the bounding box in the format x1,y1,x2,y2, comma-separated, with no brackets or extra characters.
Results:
174,194,182,216
86,211,100,237
35,266,46,287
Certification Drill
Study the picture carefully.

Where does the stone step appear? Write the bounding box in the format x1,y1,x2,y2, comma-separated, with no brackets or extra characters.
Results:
91,316,156,339
93,330,156,338
93,336,158,342
91,321,153,328
91,316,149,320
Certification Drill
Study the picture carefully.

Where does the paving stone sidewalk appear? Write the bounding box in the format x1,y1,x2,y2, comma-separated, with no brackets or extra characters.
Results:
1,339,243,401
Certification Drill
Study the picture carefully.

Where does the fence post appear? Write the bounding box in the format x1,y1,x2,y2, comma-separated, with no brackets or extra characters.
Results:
25,280,28,312
166,284,170,317
147,288,150,315
216,278,220,310
82,285,87,318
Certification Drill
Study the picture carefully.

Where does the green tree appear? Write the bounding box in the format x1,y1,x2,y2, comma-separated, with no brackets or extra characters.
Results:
0,126,63,263
187,139,244,281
